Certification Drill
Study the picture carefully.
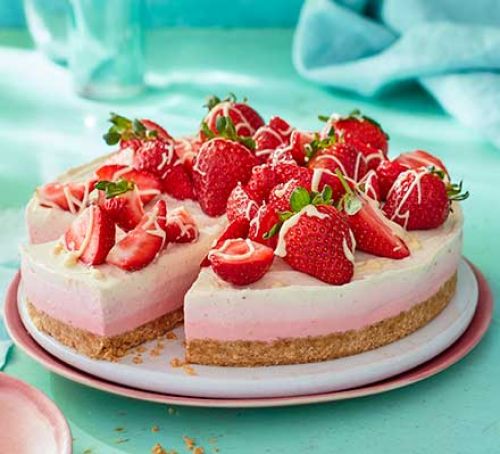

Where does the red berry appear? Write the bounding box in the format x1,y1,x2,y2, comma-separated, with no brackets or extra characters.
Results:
37,179,96,213
268,179,303,212
274,163,312,189
166,206,198,243
357,170,381,201
162,164,195,200
208,238,274,285
376,159,408,200
63,205,115,266
226,183,260,222
133,139,176,180
245,164,278,203
248,204,280,250
107,200,168,271
193,138,258,216
97,183,144,232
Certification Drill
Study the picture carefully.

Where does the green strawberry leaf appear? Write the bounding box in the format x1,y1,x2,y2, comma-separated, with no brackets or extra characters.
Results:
290,187,311,212
95,179,135,199
263,222,281,240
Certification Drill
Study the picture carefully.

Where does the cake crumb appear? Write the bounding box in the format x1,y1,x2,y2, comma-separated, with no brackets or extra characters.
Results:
170,357,185,368
183,364,197,376
166,331,177,340
151,424,160,433
51,242,64,256
132,355,143,364
183,436,196,450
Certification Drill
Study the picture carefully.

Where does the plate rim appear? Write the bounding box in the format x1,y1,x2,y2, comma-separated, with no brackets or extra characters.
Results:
0,371,72,453
4,259,493,408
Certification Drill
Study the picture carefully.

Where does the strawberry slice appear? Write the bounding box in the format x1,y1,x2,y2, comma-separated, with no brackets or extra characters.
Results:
208,238,274,285
63,205,116,266
37,179,96,213
162,164,195,200
226,183,260,222
107,200,168,271
200,218,250,267
96,180,144,232
166,206,198,243
336,171,410,259
95,164,162,204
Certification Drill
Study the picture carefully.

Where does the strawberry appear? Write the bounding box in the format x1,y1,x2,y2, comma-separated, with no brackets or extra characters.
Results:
308,142,367,182
253,126,285,163
336,171,409,259
268,116,294,142
208,238,274,285
103,113,173,150
37,179,96,213
166,206,198,243
321,110,388,170
193,117,258,216
274,163,313,189
174,136,201,175
162,164,195,200
200,218,250,266
267,144,296,167
396,150,448,177
245,164,278,203
268,179,302,212
201,94,264,139
358,170,381,201
269,186,354,284
248,204,281,250
288,130,316,165
383,168,468,230
107,200,168,271
133,139,176,180
226,183,260,222
95,165,162,204
95,180,144,232
376,158,408,200
63,205,115,266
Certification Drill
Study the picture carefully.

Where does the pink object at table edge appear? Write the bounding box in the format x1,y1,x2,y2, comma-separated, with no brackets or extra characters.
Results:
3,259,493,408
0,372,72,453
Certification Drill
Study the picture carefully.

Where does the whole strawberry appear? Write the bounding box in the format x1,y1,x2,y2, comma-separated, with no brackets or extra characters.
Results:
320,110,388,170
194,117,258,216
226,183,260,222
245,164,278,203
201,94,264,139
383,168,468,230
269,186,355,284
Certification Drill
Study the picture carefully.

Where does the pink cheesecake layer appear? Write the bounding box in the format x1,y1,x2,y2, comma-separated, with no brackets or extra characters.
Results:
184,209,463,342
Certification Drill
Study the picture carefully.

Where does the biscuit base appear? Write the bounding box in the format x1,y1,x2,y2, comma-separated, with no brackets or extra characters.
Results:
186,272,458,367
27,302,183,360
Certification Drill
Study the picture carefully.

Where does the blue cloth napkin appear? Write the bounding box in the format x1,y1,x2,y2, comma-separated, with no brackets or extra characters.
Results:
293,0,500,147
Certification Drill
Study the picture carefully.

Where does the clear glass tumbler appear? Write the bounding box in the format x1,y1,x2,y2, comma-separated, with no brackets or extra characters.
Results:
67,0,145,100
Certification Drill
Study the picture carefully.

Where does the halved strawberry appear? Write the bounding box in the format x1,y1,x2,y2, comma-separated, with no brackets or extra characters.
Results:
95,165,162,204
208,238,274,285
248,204,280,250
166,206,198,243
193,127,258,216
336,171,409,259
37,179,96,213
245,164,278,203
162,164,195,200
96,180,144,232
226,183,260,222
107,200,168,271
63,205,115,266
200,218,250,267
201,94,264,139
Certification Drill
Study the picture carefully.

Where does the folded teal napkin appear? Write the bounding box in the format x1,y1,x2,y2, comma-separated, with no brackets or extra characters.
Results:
293,0,500,147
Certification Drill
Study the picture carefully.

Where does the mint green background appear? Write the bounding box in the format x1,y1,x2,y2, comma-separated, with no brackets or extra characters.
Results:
1,29,499,453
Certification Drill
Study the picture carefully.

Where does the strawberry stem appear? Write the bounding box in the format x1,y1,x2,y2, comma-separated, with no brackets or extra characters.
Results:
335,169,353,195
95,179,135,198
203,116,256,150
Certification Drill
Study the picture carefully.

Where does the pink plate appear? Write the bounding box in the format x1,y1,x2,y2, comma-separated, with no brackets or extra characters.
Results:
4,261,493,408
0,372,72,453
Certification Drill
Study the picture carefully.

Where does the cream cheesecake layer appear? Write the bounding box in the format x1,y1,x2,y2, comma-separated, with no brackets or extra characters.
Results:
21,205,225,337
184,207,463,342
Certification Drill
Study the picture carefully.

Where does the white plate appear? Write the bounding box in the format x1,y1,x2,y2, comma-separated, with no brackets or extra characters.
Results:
19,260,477,399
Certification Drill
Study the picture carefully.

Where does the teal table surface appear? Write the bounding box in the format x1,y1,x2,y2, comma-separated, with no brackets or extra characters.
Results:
1,29,499,454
